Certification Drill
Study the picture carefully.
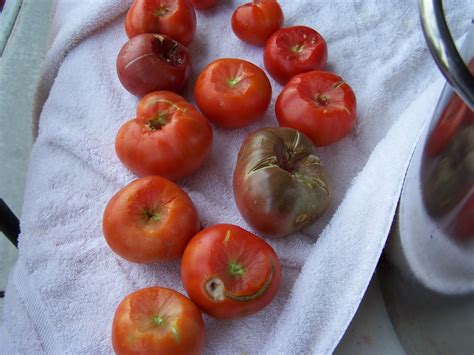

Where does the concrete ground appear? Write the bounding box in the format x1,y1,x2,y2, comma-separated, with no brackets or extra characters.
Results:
0,0,54,314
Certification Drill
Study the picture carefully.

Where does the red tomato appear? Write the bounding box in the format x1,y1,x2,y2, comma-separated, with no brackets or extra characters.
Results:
136,90,194,118
231,0,283,46
275,71,357,147
181,224,281,319
194,58,272,128
112,287,205,355
116,33,191,97
115,91,212,180
426,93,471,157
125,0,196,46
102,176,199,263
264,26,328,85
189,0,218,10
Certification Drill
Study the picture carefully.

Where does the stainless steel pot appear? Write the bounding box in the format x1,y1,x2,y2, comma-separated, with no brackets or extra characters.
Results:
419,0,473,245
392,0,473,294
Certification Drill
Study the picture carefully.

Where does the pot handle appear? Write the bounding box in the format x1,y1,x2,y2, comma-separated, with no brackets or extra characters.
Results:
419,0,474,110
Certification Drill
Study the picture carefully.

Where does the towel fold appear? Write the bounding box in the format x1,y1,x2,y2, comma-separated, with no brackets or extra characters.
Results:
1,0,471,353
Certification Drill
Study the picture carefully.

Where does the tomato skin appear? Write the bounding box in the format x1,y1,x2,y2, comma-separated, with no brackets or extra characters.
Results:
125,0,196,46
194,58,272,128
233,127,330,238
112,287,205,355
189,0,218,10
102,176,199,263
116,91,212,180
275,71,357,147
136,91,194,118
264,26,327,85
231,0,283,46
181,224,281,319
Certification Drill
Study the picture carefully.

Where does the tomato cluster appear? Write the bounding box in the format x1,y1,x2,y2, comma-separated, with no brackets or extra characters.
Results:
107,1,359,353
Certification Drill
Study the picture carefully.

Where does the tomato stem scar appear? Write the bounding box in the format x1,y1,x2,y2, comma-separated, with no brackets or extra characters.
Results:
153,315,165,326
227,77,240,88
228,261,246,277
147,114,168,130
144,209,161,222
313,93,329,106
291,44,305,53
154,6,169,17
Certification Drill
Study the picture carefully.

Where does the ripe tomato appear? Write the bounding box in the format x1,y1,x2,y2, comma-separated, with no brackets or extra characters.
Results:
117,34,191,97
231,0,283,46
233,127,330,238
194,58,272,128
125,0,196,47
264,26,328,85
115,91,212,180
426,93,472,157
181,224,281,319
112,287,205,355
136,90,193,118
102,176,199,263
275,70,357,147
189,0,218,10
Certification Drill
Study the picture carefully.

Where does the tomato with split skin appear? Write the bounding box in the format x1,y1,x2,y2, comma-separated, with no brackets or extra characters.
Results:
102,176,199,263
112,287,205,355
181,224,281,319
125,0,196,46
231,0,283,46
194,58,272,128
276,70,357,147
233,127,330,238
115,91,212,180
116,33,191,97
264,26,328,85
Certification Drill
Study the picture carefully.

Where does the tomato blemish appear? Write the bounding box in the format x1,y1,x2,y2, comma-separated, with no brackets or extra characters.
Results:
224,230,231,244
204,277,225,301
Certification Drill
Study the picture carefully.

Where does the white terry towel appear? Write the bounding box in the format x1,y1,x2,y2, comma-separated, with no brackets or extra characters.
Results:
1,0,471,354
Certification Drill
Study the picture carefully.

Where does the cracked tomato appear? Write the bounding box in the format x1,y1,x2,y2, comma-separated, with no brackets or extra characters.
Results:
231,0,284,46
125,0,196,46
116,91,212,180
194,58,272,128
103,176,199,263
116,33,191,97
264,25,327,85
181,224,281,319
276,70,357,147
233,127,330,238
112,287,205,355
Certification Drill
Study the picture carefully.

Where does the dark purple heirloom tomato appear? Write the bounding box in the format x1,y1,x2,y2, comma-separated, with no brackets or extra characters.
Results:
233,127,330,238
